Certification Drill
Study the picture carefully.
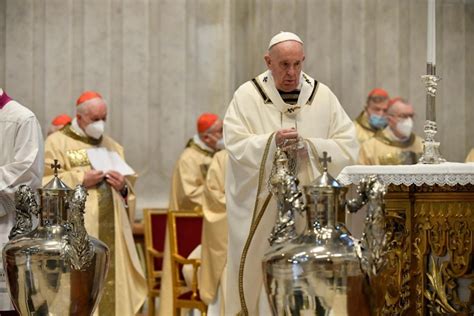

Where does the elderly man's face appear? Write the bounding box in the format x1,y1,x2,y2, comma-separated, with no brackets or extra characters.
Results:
265,41,305,92
77,99,107,128
201,120,223,150
387,101,415,129
366,97,390,116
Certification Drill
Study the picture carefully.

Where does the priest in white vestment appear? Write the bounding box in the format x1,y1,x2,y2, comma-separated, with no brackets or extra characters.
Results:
223,32,359,315
0,88,44,313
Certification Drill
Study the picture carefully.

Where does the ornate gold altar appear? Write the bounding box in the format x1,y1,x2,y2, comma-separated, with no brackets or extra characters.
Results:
338,163,474,315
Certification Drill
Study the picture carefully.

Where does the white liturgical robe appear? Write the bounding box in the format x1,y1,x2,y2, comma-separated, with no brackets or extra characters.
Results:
223,70,358,315
0,89,44,310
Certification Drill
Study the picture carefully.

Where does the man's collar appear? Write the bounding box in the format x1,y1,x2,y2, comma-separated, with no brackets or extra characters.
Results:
185,135,215,157
193,134,215,153
386,126,409,142
355,110,377,132
71,117,87,137
62,118,102,145
375,127,415,148
253,70,318,118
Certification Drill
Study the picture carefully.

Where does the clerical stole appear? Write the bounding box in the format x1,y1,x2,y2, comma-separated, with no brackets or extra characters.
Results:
97,181,115,315
354,110,378,144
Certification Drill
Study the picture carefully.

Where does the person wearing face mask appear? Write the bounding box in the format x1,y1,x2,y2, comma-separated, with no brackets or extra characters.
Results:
43,91,147,316
358,97,423,165
168,112,224,212
354,88,391,144
158,112,223,316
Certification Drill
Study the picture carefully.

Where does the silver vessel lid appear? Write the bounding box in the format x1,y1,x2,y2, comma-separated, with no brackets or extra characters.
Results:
42,159,72,191
269,148,290,186
308,151,343,189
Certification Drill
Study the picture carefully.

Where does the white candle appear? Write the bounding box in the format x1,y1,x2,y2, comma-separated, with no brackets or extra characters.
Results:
427,0,436,64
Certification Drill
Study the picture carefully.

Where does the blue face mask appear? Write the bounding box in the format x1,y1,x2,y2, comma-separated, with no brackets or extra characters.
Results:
369,114,387,129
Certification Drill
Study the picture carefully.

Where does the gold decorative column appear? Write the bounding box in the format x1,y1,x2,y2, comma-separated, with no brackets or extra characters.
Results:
379,184,474,315
337,164,474,315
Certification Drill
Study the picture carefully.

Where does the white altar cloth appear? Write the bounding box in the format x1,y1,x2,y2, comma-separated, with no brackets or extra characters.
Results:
337,162,474,186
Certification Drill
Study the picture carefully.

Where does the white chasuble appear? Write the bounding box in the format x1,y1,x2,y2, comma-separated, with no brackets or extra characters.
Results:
223,70,359,315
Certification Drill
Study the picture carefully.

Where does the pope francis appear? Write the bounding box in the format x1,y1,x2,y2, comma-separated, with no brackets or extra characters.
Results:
223,32,359,315
43,91,146,316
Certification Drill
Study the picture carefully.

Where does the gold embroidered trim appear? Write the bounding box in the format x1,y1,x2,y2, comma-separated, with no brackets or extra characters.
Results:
66,149,90,168
185,138,214,157
375,130,416,148
378,151,420,165
305,76,319,105
200,163,210,180
285,105,301,114
238,132,275,315
251,78,272,104
237,136,325,315
97,182,116,314
61,124,102,146
355,111,377,132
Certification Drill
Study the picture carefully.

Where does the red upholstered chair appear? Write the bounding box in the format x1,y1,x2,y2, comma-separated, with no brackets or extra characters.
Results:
168,210,207,316
143,208,168,316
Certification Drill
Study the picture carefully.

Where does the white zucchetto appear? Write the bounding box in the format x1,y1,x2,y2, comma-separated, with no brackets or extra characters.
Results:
268,31,303,49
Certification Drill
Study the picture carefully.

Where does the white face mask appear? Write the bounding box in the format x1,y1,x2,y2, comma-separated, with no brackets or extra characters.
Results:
85,120,105,139
215,138,225,150
396,118,413,138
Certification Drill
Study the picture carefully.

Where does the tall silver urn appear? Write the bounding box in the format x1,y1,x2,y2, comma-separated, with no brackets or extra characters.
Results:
262,151,386,315
2,161,109,315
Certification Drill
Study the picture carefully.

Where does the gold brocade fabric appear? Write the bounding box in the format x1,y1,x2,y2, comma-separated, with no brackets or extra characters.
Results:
98,181,115,316
66,149,90,167
354,111,378,144
374,184,474,315
168,140,214,211
358,128,423,165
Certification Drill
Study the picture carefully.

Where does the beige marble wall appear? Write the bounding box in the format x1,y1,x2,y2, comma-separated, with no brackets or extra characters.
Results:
0,0,473,213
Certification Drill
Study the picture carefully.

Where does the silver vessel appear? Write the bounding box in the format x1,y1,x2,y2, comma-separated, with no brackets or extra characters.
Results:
263,151,386,315
3,161,109,315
